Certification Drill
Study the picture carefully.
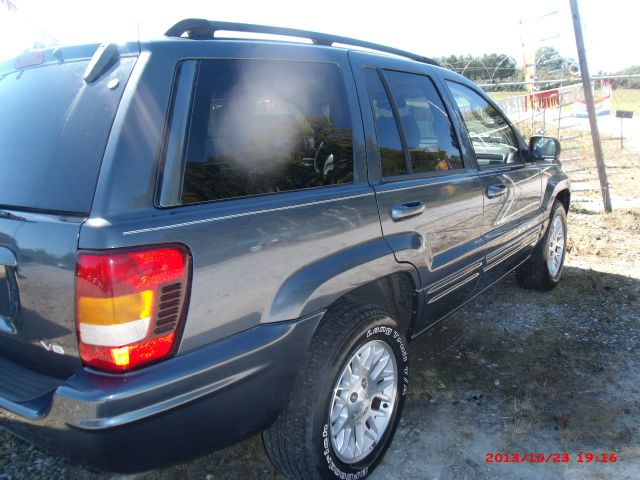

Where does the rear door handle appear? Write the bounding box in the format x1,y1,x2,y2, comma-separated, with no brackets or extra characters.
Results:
486,184,507,198
391,201,425,221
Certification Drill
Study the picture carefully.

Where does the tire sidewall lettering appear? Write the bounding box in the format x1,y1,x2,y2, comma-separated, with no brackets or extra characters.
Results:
367,326,408,365
319,321,409,478
322,421,369,479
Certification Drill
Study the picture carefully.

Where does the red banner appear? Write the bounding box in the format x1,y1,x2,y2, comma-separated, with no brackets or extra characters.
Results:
527,89,560,110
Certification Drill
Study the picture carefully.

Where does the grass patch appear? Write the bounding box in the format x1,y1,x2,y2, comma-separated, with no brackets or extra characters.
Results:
569,205,597,215
612,88,640,114
501,396,541,437
508,396,537,420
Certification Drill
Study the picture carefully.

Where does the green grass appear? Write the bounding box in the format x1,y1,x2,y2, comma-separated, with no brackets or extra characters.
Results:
612,88,640,114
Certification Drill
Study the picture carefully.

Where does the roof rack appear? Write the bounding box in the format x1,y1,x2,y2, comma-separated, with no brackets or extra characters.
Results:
165,18,438,66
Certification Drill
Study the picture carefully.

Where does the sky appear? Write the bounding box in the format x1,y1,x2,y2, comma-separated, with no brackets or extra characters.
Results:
0,0,637,74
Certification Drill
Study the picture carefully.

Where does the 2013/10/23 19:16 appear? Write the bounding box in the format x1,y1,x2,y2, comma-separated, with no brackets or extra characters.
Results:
485,452,619,463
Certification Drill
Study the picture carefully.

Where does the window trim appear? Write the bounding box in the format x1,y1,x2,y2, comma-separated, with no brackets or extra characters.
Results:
363,67,408,178
157,60,198,208
381,167,476,184
369,68,469,183
444,79,526,171
376,69,413,175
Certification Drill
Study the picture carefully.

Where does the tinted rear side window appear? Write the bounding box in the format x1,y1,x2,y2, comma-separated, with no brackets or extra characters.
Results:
0,58,135,214
178,59,354,205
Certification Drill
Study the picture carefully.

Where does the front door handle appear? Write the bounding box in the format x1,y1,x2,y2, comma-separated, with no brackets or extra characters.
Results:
391,201,425,221
486,184,507,198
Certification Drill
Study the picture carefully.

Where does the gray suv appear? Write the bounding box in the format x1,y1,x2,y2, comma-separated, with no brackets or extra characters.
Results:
0,19,570,478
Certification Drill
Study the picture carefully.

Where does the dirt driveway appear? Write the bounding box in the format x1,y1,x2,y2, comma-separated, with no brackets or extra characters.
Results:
373,209,640,480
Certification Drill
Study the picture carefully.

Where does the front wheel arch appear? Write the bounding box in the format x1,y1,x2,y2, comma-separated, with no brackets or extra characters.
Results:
516,199,567,291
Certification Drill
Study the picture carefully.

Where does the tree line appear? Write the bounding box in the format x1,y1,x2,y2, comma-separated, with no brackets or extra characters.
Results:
436,47,638,90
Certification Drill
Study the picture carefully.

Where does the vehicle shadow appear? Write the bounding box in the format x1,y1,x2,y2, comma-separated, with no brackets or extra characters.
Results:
377,266,640,478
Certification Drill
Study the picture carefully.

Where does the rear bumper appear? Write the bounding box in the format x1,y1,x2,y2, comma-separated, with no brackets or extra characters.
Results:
0,311,322,473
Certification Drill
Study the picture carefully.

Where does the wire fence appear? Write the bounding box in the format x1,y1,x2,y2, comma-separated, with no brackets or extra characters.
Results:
484,76,640,211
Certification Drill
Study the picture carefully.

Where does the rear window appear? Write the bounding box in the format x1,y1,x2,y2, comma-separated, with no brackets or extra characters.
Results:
169,59,354,205
0,58,135,214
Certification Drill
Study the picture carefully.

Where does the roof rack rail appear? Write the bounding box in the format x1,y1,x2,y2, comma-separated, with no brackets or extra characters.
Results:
165,18,438,66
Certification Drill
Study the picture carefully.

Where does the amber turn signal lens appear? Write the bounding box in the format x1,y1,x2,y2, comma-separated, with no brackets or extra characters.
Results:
76,245,189,372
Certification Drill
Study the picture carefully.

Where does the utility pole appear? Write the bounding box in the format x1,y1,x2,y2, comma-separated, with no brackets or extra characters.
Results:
569,0,612,212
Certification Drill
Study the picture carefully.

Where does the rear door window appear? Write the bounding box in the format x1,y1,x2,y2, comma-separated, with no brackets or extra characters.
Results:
382,70,464,174
169,59,354,205
365,69,464,177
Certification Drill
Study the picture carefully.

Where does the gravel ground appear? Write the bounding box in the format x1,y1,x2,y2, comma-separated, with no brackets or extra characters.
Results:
2,206,639,480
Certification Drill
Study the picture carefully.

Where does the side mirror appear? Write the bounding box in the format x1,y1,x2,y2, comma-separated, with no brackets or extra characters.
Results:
529,136,561,161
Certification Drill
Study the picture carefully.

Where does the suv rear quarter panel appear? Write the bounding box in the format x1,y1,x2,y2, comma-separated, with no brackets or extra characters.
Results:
82,40,417,353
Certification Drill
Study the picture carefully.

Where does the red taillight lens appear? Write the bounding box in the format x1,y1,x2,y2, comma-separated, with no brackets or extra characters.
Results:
76,245,189,372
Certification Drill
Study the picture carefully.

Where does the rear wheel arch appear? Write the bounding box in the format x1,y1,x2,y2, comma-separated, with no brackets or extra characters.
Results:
341,272,418,338
268,235,421,335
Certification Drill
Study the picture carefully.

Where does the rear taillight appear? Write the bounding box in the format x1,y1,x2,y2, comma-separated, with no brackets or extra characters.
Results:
76,245,190,372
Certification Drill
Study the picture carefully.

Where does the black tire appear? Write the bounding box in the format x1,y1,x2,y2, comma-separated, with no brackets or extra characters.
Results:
516,200,567,291
262,303,409,479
